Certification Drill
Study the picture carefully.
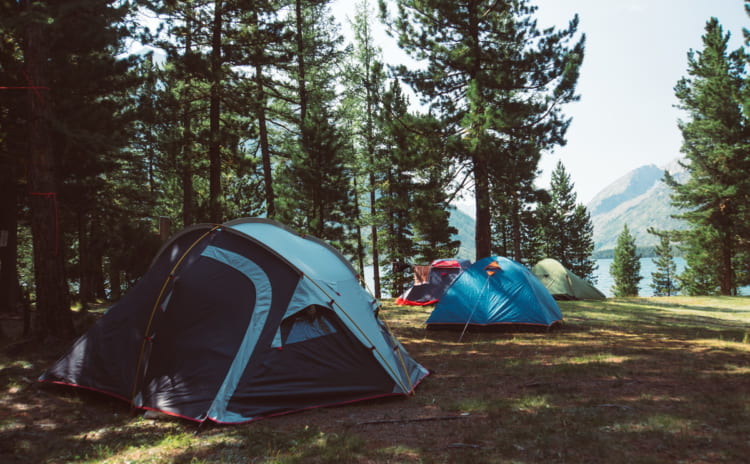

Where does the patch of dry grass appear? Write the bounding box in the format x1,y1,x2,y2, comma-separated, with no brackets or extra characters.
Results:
1,296,749,463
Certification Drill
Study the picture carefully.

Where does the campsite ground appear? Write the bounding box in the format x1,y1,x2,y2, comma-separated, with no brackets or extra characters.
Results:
2,296,750,463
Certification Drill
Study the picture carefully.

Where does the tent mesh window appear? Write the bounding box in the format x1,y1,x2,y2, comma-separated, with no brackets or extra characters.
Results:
281,306,338,345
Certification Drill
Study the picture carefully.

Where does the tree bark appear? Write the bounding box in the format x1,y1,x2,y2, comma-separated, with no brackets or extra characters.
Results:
473,154,492,260
24,4,74,340
511,193,522,261
255,61,275,217
720,226,733,295
364,21,380,298
468,4,492,260
181,12,194,227
208,0,223,223
295,0,307,130
0,155,19,315
77,210,92,311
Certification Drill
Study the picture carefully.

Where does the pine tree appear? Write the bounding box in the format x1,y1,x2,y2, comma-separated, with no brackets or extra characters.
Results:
648,229,679,296
143,0,211,227
407,115,460,262
0,0,26,319
382,0,584,259
677,226,721,296
488,139,546,263
276,0,354,250
20,0,74,339
343,0,386,296
375,80,419,297
49,0,143,309
142,0,273,225
276,102,355,252
536,161,597,281
610,224,642,297
234,0,292,218
668,17,750,295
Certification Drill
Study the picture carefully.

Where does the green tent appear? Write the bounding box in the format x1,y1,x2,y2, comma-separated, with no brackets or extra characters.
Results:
531,258,606,300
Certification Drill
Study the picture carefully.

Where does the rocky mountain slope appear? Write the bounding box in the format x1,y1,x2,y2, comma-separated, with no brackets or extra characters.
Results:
588,159,689,252
449,158,690,257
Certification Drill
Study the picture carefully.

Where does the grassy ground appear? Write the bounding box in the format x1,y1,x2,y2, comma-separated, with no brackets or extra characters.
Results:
1,296,749,463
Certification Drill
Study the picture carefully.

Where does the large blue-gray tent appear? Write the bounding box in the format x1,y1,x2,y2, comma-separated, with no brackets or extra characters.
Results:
426,256,562,329
40,218,428,424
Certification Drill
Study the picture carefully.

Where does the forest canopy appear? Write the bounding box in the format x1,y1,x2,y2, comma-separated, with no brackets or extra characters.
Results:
1,0,597,340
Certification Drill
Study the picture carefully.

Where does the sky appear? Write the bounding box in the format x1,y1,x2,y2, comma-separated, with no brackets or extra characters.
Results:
331,0,749,208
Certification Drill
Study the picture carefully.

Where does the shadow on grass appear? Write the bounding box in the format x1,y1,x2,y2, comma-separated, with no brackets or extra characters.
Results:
1,297,748,463
0,341,190,464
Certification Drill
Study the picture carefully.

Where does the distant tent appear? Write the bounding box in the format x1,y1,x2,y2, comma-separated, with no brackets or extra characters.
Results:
396,259,472,306
531,258,606,300
426,256,562,329
39,218,429,424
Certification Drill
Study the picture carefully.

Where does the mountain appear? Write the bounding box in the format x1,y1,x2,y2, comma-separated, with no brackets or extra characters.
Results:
588,159,689,252
450,207,476,261
447,158,690,257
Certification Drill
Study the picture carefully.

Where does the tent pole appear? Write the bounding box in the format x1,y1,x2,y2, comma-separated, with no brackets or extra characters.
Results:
458,276,491,343
130,225,221,406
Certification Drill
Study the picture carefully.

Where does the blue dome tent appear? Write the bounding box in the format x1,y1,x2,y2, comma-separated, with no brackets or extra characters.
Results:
426,256,562,330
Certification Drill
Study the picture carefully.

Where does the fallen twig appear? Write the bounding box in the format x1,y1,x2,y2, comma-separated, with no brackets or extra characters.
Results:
356,413,470,426
597,403,634,410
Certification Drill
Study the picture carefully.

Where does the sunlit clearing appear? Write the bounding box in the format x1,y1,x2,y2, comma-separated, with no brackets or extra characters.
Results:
512,395,551,412
601,413,693,434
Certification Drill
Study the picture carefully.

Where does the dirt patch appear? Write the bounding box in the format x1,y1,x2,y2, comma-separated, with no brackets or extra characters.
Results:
2,299,750,463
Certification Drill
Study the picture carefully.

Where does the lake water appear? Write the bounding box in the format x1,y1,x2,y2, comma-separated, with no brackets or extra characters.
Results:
594,257,685,297
365,257,748,298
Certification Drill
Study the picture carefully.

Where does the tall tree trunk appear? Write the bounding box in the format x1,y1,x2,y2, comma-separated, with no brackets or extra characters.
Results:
364,25,380,298
182,12,194,227
77,210,92,311
468,5,491,260
109,263,121,301
24,5,74,340
208,0,223,223
720,226,733,295
255,61,275,217
474,155,491,259
78,217,106,306
0,165,15,341
181,130,194,226
353,175,365,278
0,155,19,315
369,178,380,297
511,193,522,261
295,0,307,130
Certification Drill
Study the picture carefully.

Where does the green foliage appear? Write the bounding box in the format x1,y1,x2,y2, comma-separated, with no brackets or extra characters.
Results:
373,80,419,296
536,161,597,281
1,1,602,323
677,226,722,296
648,229,680,297
404,114,460,263
339,0,387,293
610,224,642,297
276,102,356,254
382,0,584,258
668,17,750,295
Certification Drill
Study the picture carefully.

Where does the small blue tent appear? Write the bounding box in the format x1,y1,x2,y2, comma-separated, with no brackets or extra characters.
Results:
426,256,562,329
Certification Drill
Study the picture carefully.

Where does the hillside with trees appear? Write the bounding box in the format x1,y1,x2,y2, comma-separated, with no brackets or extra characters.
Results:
587,159,689,253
